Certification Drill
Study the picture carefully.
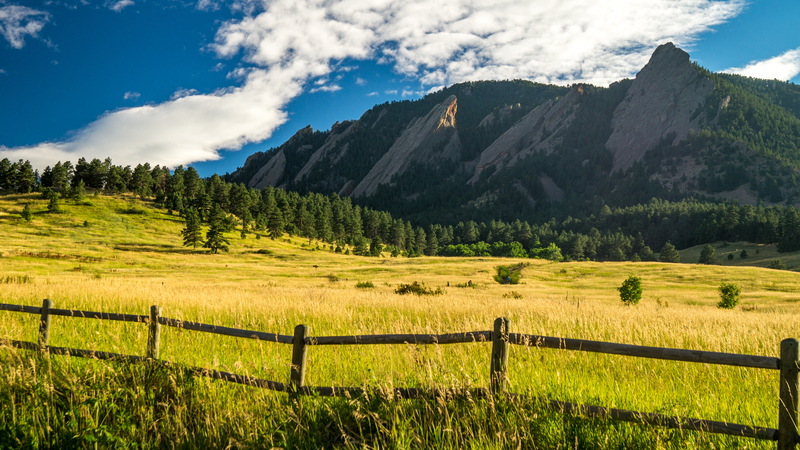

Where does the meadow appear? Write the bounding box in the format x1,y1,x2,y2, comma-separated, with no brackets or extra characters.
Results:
1,192,799,449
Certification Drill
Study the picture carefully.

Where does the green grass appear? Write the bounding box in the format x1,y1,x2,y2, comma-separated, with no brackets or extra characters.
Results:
1,191,799,448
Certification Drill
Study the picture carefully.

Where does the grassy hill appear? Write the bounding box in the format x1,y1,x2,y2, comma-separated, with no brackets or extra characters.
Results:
1,192,799,448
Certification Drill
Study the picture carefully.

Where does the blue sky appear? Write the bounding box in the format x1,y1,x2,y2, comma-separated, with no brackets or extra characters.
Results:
1,0,798,177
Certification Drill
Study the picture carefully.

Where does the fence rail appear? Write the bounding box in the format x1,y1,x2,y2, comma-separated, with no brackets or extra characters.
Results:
1,300,797,448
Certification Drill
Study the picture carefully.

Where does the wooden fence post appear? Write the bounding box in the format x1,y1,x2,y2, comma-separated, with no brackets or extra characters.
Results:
147,306,162,359
37,299,52,353
490,317,511,395
779,338,799,450
291,324,309,395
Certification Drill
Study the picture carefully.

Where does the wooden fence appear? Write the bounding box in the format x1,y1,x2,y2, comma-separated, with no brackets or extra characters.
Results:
1,299,798,449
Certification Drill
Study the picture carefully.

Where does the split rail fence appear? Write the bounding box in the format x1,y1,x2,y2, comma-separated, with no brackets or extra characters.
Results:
1,300,798,449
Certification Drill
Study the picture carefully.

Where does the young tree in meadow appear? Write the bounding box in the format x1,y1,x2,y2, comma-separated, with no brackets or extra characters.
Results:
267,206,284,239
659,241,680,263
47,191,62,213
181,208,203,248
698,244,716,264
204,204,230,254
21,203,32,221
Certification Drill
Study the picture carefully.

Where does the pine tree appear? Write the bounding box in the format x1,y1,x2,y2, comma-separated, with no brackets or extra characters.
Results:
21,203,32,221
698,244,716,264
204,204,230,254
659,241,680,263
267,206,284,239
425,226,438,256
47,192,62,213
181,208,203,248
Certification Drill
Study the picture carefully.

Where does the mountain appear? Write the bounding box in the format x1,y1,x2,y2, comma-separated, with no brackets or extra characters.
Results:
225,43,800,226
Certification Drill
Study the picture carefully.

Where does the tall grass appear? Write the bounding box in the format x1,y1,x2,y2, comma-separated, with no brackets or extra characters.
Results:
1,192,798,448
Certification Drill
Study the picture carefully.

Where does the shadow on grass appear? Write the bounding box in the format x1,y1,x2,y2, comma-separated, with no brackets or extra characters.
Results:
114,243,207,254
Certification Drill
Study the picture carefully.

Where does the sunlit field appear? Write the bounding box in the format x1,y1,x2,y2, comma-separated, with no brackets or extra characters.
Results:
1,192,799,449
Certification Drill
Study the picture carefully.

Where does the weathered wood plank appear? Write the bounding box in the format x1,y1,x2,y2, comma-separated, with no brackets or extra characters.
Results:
0,303,41,314
510,333,780,370
491,318,510,394
290,325,309,391
147,305,161,359
523,394,780,441
158,317,293,344
49,308,148,323
778,338,800,450
306,331,492,346
38,299,52,352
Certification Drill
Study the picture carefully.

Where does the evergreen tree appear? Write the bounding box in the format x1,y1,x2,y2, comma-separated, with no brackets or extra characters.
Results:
659,241,680,263
425,225,438,256
268,206,284,239
204,204,230,254
181,208,203,248
47,192,62,213
698,244,717,264
21,203,32,221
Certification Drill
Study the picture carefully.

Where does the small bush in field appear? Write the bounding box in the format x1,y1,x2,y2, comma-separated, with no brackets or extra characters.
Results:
395,281,443,296
717,283,741,309
618,276,642,305
356,281,375,289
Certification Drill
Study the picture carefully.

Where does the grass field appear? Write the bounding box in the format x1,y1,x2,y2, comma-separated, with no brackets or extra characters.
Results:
1,192,799,449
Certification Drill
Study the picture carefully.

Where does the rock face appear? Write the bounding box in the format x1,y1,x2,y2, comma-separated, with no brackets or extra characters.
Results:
469,86,582,183
248,149,286,189
351,95,460,198
294,121,356,182
605,42,713,171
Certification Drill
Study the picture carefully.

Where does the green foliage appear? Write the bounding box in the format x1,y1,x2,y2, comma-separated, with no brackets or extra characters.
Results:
204,204,230,254
181,208,203,249
727,253,734,260
618,276,643,305
659,242,680,263
494,263,524,285
740,249,748,258
769,259,787,270
47,192,62,213
698,244,716,264
21,203,32,221
355,281,375,289
394,281,444,296
717,282,741,309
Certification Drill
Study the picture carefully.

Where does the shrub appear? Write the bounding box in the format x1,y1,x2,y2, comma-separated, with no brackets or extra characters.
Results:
355,281,375,289
727,253,734,260
618,276,643,305
394,281,443,296
494,263,524,284
769,259,787,270
717,282,741,309
502,291,523,299
21,203,32,221
698,244,716,264
740,249,748,258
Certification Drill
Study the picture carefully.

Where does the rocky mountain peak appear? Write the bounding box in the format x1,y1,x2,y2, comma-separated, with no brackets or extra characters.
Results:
605,42,714,171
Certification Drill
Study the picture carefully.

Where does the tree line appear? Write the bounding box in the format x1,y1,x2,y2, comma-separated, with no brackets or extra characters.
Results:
3,156,799,261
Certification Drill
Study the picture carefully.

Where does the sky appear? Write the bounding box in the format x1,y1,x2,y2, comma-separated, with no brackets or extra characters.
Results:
0,0,799,177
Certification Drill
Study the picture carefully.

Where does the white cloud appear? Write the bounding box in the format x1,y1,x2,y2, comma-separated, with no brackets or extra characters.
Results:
106,0,134,12
123,91,140,100
355,76,367,86
722,47,800,81
170,88,198,100
211,62,226,72
367,91,378,96
310,84,342,93
0,68,6,74
1,0,746,170
0,4,49,49
0,69,302,169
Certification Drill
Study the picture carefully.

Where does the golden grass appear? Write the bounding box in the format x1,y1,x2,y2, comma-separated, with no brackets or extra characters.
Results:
2,192,800,447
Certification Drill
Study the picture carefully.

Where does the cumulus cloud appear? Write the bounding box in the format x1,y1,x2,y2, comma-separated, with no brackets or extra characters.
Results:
355,76,367,86
211,62,226,72
2,0,745,170
123,91,140,100
0,4,49,49
722,47,800,81
170,88,199,100
106,0,134,12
